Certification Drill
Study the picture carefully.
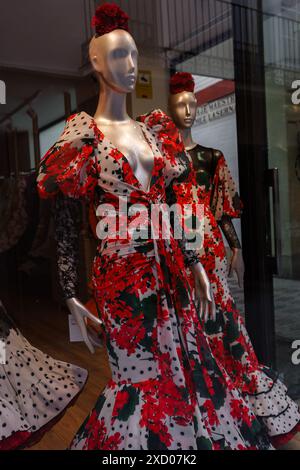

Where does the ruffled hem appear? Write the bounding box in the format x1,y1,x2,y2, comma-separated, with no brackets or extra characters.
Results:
187,290,300,443
69,377,273,451
243,369,300,440
0,377,88,450
270,422,300,449
0,431,31,451
0,312,89,446
0,367,88,443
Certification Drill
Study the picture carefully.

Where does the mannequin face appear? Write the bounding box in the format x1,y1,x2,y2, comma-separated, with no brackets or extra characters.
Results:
89,29,138,93
169,91,197,130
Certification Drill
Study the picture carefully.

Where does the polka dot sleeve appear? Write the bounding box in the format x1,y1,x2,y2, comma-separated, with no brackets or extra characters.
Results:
37,113,98,201
210,152,243,222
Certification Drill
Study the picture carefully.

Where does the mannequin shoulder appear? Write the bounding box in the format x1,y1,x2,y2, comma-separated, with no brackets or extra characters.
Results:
137,108,173,129
194,144,222,160
62,111,97,141
212,148,223,162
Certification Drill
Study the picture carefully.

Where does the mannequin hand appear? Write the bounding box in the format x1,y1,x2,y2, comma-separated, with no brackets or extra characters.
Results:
191,263,216,322
66,298,104,354
228,248,245,288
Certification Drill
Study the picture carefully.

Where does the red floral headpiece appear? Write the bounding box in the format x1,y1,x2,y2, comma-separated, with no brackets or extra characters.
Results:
91,2,130,37
169,72,195,95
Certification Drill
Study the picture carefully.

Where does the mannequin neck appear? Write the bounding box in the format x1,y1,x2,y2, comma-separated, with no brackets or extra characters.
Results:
180,128,197,151
94,78,131,124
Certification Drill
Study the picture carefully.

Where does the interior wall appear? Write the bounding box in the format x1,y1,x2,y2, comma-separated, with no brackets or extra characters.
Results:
0,69,79,168
130,54,170,119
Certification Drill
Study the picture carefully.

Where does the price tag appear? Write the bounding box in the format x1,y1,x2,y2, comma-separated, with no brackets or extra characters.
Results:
68,314,84,343
0,340,6,365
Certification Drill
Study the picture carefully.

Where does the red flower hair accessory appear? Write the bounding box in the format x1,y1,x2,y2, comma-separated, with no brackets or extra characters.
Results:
91,2,129,37
169,72,195,95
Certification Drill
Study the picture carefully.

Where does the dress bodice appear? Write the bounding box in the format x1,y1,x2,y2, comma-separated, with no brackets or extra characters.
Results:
188,144,221,206
158,141,243,251
37,109,203,300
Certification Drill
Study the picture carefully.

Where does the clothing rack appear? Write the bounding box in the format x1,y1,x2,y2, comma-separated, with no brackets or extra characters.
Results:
0,169,37,179
0,90,42,126
1,90,73,176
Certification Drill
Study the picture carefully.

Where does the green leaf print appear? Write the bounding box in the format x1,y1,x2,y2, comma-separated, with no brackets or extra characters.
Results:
231,343,245,360
192,366,212,399
210,376,226,409
240,420,263,446
147,430,169,450
142,294,157,328
95,394,106,414
196,436,213,450
117,386,140,421
204,321,219,336
225,315,240,343
76,395,106,440
193,415,199,435
204,316,223,335
175,277,190,309
119,290,141,321
106,336,119,367
159,254,172,286
139,332,154,352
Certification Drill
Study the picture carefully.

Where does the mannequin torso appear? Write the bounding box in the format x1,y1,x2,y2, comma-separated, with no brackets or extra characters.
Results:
188,143,222,197
93,118,154,193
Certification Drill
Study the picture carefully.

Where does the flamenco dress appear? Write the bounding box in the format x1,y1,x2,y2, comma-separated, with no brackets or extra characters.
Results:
36,110,276,450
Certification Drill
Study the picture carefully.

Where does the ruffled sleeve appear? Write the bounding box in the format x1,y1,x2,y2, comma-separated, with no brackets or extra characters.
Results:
210,152,243,222
37,112,98,201
137,109,183,188
137,109,202,268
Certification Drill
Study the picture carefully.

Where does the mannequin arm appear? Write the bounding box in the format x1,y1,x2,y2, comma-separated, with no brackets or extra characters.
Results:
218,214,241,250
53,194,103,353
169,200,216,322
177,218,216,322
218,215,244,288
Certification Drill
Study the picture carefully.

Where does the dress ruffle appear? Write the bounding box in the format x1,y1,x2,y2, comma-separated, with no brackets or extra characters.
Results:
0,302,88,449
244,369,300,437
37,113,98,200
69,374,272,451
186,268,300,443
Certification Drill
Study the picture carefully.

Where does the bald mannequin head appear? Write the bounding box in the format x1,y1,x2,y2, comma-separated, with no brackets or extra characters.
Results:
89,29,138,94
168,91,197,130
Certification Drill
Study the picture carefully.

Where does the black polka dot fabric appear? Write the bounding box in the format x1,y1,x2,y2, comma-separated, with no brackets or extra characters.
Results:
0,301,88,448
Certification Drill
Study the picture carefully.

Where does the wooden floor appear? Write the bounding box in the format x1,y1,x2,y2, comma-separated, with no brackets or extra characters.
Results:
280,429,300,451
5,294,300,451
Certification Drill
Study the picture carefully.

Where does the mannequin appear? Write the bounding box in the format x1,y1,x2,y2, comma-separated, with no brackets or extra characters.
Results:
48,27,215,339
36,3,283,451
65,30,213,354
165,71,300,448
168,74,244,287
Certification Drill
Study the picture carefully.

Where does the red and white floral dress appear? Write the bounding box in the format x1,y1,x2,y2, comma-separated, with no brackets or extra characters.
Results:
138,109,300,449
37,110,278,451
